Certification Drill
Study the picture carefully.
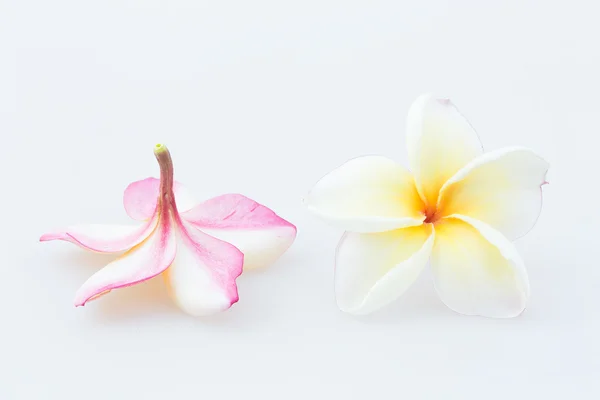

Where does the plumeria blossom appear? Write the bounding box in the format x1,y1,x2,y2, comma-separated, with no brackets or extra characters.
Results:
305,94,549,318
41,144,296,316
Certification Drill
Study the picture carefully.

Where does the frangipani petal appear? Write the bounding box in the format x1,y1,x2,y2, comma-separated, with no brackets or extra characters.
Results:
183,194,296,270
73,215,177,306
164,221,244,316
123,177,196,220
335,224,435,315
40,217,157,253
437,147,549,240
431,215,529,318
406,94,483,207
305,156,425,233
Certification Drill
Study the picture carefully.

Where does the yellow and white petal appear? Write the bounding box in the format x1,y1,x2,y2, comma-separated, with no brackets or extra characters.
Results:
305,156,425,233
437,147,549,240
431,215,529,318
406,94,483,207
335,224,435,315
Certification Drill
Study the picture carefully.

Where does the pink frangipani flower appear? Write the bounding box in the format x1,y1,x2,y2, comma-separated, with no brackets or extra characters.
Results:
41,144,296,316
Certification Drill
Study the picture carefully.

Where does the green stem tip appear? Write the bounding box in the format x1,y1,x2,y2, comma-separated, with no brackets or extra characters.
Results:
154,143,168,154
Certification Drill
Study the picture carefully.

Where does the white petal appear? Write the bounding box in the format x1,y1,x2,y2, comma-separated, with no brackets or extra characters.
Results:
431,215,530,318
437,147,549,240
305,156,425,233
164,222,244,317
335,224,434,315
406,94,483,207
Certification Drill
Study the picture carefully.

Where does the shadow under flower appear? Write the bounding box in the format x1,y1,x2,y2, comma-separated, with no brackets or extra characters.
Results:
348,272,453,325
52,249,282,327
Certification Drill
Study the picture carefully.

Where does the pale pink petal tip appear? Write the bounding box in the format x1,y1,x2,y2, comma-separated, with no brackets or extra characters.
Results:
40,232,69,242
74,289,112,307
229,291,240,307
284,220,298,234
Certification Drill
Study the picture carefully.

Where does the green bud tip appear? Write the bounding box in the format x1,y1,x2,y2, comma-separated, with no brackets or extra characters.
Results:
153,143,168,154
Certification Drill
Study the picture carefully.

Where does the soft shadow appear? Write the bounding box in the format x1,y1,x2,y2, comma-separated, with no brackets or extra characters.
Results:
89,277,176,322
349,273,453,325
193,272,280,328
191,251,310,328
51,245,301,327
47,249,174,323
51,248,116,272
71,260,281,327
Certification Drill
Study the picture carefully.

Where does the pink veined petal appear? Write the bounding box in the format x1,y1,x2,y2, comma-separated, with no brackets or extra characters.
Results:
73,214,177,306
123,177,196,220
164,220,244,316
39,216,157,253
181,194,296,270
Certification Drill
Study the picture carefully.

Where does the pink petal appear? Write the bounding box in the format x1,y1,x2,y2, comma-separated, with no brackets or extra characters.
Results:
181,194,296,270
73,214,177,306
40,217,157,253
164,220,244,316
123,177,196,220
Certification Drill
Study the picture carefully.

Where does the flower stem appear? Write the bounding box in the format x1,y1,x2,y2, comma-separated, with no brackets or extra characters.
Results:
153,143,176,212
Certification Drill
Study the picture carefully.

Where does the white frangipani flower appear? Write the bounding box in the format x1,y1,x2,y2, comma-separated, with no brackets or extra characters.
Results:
305,94,549,318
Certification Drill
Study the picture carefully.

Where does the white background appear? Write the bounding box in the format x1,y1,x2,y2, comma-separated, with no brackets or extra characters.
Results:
1,1,598,398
